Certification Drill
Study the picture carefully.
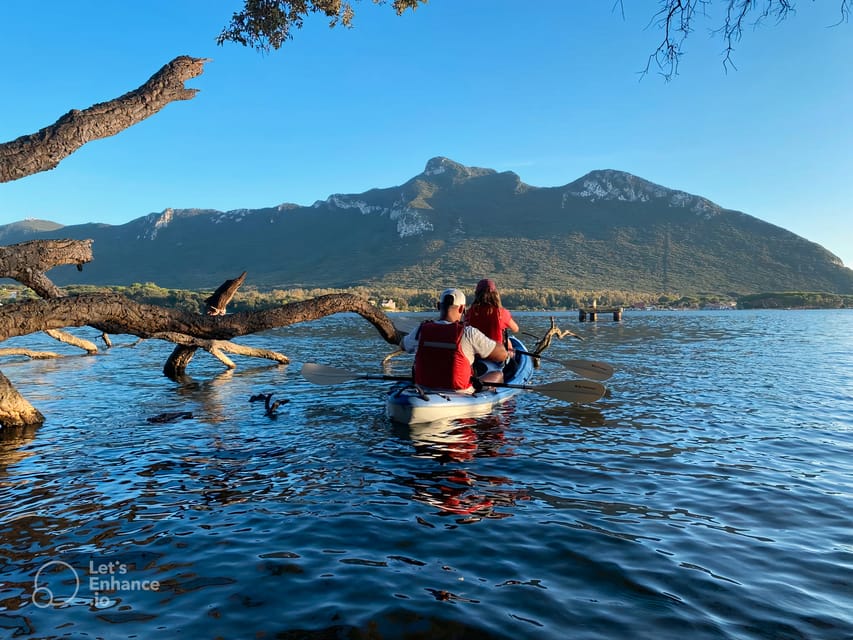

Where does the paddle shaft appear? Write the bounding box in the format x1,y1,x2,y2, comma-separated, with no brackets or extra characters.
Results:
329,372,551,391
515,349,572,366
512,349,614,381
301,363,606,404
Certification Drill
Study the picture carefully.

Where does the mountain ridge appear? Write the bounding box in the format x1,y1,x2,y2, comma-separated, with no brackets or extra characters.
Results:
2,156,850,294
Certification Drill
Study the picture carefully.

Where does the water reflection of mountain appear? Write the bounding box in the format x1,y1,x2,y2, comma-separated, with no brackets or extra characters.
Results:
393,413,530,523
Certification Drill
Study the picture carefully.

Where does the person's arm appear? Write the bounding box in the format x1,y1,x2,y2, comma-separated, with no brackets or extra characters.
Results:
401,325,420,353
502,308,519,334
467,327,507,363
486,342,508,363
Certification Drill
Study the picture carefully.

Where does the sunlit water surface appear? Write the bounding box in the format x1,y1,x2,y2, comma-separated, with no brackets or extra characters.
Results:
0,310,851,639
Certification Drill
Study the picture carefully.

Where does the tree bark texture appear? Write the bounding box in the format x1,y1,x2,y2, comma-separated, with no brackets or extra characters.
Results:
158,332,290,380
0,241,336,376
0,293,400,342
0,239,93,297
0,371,44,427
0,56,209,183
165,270,248,378
205,271,246,315
0,239,99,354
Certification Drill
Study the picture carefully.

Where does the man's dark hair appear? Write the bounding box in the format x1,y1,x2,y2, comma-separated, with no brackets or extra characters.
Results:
439,293,457,312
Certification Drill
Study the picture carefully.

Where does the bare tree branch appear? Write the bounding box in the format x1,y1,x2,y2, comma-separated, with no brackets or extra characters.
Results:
0,291,404,426
0,292,400,343
640,0,849,79
0,56,209,182
0,239,101,354
0,239,93,295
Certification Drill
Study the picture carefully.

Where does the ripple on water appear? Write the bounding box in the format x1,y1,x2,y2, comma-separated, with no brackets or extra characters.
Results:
1,312,852,639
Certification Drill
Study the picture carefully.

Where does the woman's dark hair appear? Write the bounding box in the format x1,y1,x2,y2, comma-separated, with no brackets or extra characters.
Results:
472,289,502,309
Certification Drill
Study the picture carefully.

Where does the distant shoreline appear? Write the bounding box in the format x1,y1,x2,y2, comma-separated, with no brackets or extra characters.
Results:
0,283,849,313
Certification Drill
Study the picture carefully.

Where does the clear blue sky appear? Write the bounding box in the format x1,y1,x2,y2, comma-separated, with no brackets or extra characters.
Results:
2,1,851,267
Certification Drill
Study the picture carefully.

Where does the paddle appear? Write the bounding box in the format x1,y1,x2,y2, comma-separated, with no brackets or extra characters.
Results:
301,363,607,405
512,349,614,381
301,363,411,385
389,319,613,381
391,317,423,334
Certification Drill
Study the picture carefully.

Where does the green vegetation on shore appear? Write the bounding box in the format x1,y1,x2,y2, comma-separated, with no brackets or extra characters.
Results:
65,284,736,313
737,291,853,309
2,283,848,312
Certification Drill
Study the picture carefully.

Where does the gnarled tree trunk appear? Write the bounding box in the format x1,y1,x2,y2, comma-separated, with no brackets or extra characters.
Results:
0,371,44,427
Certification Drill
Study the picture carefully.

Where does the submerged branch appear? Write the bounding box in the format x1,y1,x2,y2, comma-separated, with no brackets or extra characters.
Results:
0,291,402,427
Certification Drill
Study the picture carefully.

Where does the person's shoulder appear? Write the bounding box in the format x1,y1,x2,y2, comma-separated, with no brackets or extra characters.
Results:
463,325,495,344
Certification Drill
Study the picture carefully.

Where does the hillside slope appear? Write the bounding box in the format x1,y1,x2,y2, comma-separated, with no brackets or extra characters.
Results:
2,157,850,294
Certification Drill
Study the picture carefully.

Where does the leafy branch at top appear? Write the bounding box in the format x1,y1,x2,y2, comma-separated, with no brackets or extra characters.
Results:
217,0,427,52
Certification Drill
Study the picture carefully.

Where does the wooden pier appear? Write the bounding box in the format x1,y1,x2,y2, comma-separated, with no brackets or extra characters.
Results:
578,301,622,322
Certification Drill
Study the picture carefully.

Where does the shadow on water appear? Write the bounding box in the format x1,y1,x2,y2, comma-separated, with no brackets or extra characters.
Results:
538,404,610,428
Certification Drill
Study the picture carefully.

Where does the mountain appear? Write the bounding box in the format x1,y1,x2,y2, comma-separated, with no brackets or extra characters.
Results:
0,218,64,242
2,157,851,294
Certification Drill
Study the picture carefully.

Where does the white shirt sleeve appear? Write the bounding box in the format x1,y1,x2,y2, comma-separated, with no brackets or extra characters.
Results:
402,325,420,353
463,326,497,362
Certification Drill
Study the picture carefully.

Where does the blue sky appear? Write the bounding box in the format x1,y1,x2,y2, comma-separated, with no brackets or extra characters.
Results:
2,1,851,267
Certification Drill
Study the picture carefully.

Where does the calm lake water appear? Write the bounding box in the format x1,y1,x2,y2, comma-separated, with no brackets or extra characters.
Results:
0,310,851,639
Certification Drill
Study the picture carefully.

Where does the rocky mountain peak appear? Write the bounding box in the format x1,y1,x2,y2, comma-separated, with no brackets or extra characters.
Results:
422,157,496,181
567,169,722,218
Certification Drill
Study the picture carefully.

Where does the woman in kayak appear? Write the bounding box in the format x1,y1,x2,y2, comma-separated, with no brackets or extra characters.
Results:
464,278,519,348
464,279,520,384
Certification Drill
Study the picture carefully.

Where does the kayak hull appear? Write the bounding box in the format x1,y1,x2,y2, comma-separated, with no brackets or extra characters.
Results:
386,337,534,425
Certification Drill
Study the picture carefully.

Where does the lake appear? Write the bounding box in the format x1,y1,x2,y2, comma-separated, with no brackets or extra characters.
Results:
0,309,851,639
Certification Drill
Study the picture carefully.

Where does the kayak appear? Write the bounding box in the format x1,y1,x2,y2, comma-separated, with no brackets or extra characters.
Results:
301,340,606,423
385,336,535,425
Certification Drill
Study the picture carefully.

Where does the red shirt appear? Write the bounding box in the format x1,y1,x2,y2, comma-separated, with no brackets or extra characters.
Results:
465,305,514,345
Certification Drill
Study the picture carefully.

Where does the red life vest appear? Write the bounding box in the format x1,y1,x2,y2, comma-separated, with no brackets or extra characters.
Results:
465,305,505,345
414,322,473,390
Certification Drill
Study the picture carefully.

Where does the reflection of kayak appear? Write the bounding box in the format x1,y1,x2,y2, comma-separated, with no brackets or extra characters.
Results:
386,337,534,425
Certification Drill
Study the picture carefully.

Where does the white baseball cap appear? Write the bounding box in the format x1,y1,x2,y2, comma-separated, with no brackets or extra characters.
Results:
439,288,466,307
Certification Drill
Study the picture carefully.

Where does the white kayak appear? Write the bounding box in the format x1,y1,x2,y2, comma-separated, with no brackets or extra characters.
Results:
301,338,607,426
385,336,535,425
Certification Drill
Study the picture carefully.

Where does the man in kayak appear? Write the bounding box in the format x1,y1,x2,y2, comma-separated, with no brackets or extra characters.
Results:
402,288,509,392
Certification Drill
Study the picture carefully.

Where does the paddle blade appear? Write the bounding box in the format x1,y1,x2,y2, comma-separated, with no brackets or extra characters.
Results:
532,379,607,404
300,363,358,385
562,359,615,381
391,317,421,334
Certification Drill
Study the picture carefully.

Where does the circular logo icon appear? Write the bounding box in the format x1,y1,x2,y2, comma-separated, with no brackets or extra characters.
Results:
32,560,80,608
